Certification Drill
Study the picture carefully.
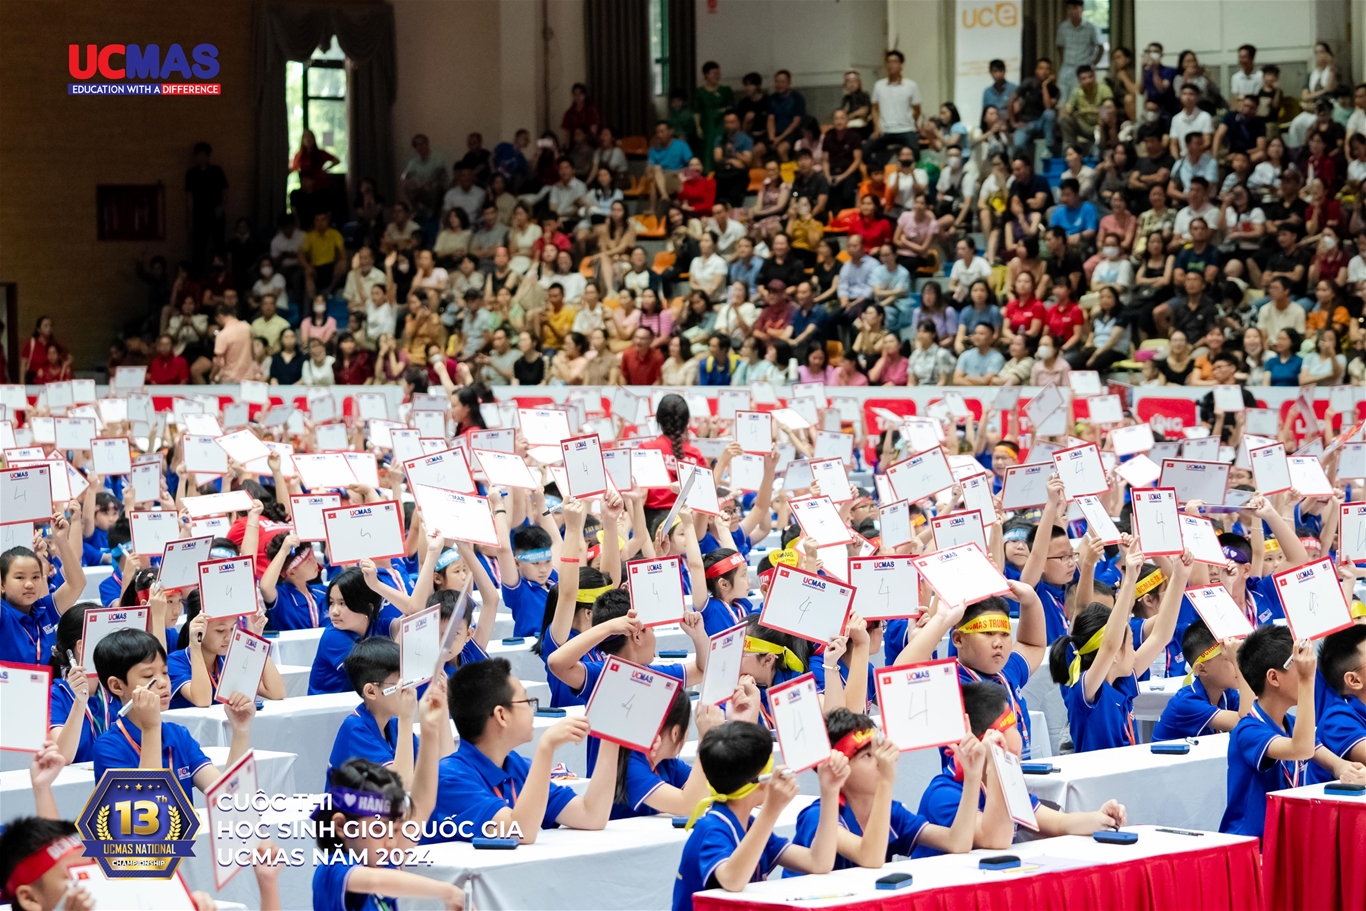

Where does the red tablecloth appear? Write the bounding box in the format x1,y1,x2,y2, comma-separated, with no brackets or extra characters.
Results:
693,840,1263,911
1264,793,1366,911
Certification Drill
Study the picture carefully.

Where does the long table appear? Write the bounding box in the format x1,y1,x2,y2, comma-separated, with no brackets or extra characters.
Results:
1264,782,1366,910
1024,734,1229,831
692,826,1262,911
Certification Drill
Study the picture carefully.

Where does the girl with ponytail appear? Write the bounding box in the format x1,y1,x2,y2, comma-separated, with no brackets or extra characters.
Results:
636,392,706,524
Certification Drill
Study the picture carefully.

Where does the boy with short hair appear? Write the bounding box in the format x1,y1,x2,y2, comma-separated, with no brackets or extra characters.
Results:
1219,626,1366,838
91,628,254,796
328,637,419,785
425,657,618,843
672,721,847,911
493,488,562,637
914,682,1127,855
1313,625,1366,764
1152,619,1253,739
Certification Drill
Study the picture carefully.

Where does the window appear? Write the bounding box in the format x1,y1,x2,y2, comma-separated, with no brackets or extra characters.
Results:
285,38,348,203
648,0,669,97
1082,0,1111,72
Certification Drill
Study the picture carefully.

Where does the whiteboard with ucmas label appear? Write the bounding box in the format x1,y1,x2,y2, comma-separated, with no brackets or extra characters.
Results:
1339,503,1366,562
735,411,773,454
197,557,257,620
214,429,271,465
1000,463,1055,510
469,428,515,455
1243,408,1278,437
290,494,342,542
790,495,853,546
809,457,853,503
475,449,538,489
930,509,987,553
411,410,446,441
879,500,913,549
626,556,688,627
960,472,997,524
760,564,855,644
190,515,230,537
911,543,1011,609
1074,496,1122,545
561,434,608,499
344,451,381,489
182,489,254,518
1086,395,1124,425
158,536,213,590
847,555,920,621
1181,436,1221,462
630,448,672,488
0,663,50,752
81,607,150,670
1273,557,1354,641
717,388,750,420
1179,514,1226,566
292,452,357,490
204,750,259,889
182,434,228,476
584,656,682,752
1185,584,1254,641
355,391,389,421
518,408,573,446
412,486,500,547
399,605,441,688
130,510,178,556
1109,423,1155,457
886,448,955,505
768,673,831,774
390,429,424,466
1287,456,1333,496
698,622,746,707
1159,459,1229,505
728,453,766,492
1068,371,1102,397
1052,443,1109,499
680,463,722,515
402,447,476,494
68,863,196,910
54,417,96,451
875,659,966,752
1024,384,1068,436
991,743,1039,830
216,629,271,704
96,397,129,425
0,466,51,525
0,522,32,553
90,437,132,476
323,500,406,564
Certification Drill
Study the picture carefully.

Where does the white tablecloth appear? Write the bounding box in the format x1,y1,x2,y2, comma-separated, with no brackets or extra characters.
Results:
268,628,325,668
0,747,296,820
78,565,114,603
402,796,814,911
277,664,311,698
1024,734,1229,830
692,826,1255,908
1134,678,1182,721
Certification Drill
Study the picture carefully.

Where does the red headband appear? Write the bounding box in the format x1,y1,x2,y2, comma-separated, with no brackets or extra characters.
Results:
285,548,313,574
3,835,83,900
705,552,747,579
586,542,603,562
833,727,876,759
1300,536,1321,551
136,588,153,605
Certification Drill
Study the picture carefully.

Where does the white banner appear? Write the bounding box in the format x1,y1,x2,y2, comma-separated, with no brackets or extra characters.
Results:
954,0,1022,130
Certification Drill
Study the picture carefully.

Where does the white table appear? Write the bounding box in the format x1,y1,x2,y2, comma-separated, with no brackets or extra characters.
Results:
1134,677,1182,722
267,628,325,668
0,747,296,820
78,564,114,603
405,796,814,911
412,703,592,777
1024,734,1229,830
276,664,312,698
692,826,1256,908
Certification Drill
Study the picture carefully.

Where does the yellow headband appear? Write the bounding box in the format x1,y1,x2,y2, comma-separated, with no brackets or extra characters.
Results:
1182,643,1223,686
1135,569,1164,598
957,616,1012,635
744,636,805,672
1352,601,1366,620
576,585,613,604
1264,539,1281,554
1066,627,1107,686
685,755,774,829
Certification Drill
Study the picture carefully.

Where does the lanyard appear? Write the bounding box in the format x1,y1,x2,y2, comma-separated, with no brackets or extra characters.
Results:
491,778,518,803
959,661,1029,755
85,687,114,737
116,719,173,772
8,605,43,665
1252,703,1304,788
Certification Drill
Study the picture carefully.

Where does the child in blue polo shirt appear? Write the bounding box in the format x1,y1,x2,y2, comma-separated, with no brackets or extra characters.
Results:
915,682,1128,856
1319,625,1366,763
493,488,560,637
80,488,121,566
1153,619,1252,740
784,708,983,875
1,532,86,668
1219,626,1366,838
47,605,121,765
425,657,619,844
1049,545,1185,753
90,628,254,798
259,532,329,630
328,637,419,785
168,596,285,708
611,688,725,819
672,720,847,911
1217,497,1315,626
697,546,754,635
312,680,458,911
309,568,388,695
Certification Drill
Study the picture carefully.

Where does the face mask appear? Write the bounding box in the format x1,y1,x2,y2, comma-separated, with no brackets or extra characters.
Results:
1103,246,1120,258
1144,111,1159,123
261,266,273,277
1037,346,1055,359
397,261,410,273
1323,236,1337,249
314,306,326,315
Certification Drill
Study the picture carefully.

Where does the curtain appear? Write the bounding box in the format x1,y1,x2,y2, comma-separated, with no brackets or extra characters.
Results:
668,0,697,99
1109,0,1135,63
1020,0,1067,81
585,0,653,138
251,1,396,233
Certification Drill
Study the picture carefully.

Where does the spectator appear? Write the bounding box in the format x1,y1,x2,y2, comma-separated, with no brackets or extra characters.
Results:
470,204,511,271
789,281,833,363
948,238,991,303
865,331,911,386
267,327,304,385
334,332,374,386
767,69,807,151
1049,178,1099,249
1055,0,1103,103
185,141,228,270
676,158,717,219
1264,326,1304,386
785,197,824,268
380,201,422,255
620,326,665,385
796,345,837,384
509,329,546,385
147,333,190,385
893,192,939,272
866,51,921,166
824,109,865,212
845,194,893,254
1010,59,1059,156
983,59,1018,120
299,211,346,301
636,288,673,348
870,245,912,331
210,302,258,383
1252,224,1309,298
789,149,830,220
736,72,769,147
450,255,486,305
693,61,734,175
19,315,60,384
749,159,792,242
1060,64,1112,149
1072,286,1131,372
1172,218,1222,286
299,295,338,347
1228,44,1263,105
399,133,449,219
1090,234,1136,295
455,131,493,184
591,127,630,189
523,157,588,221
756,233,805,292
401,289,446,360
703,203,747,262
908,281,958,347
301,336,335,385
549,331,590,385
1002,271,1046,347
713,281,758,350
620,246,664,299
954,279,1003,353
753,280,796,345
561,83,601,141
954,322,1006,385
647,121,693,214
442,168,486,232
1044,226,1086,297
1030,333,1072,386
1214,95,1268,163
31,341,70,383
572,283,608,336
1045,277,1087,359
477,326,521,385
697,333,738,386
689,232,729,303
1258,276,1308,339
1169,84,1214,159
851,303,892,372
811,239,843,306
905,323,954,385
1287,43,1339,148
837,234,877,337
250,295,290,353
995,333,1036,385
711,112,754,209
1169,134,1219,205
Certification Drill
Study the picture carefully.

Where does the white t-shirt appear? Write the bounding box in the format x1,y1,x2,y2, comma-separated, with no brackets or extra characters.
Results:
1223,206,1266,250
1230,69,1263,100
872,78,921,134
1170,109,1214,156
442,185,487,219
1173,202,1222,241
948,256,993,293
1347,254,1366,287
689,254,730,300
705,218,748,258
252,273,289,309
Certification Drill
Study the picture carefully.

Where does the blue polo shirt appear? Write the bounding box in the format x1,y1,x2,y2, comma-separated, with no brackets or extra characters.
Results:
1220,702,1328,838
672,803,791,911
312,860,394,911
789,306,832,348
167,648,226,709
1035,580,1069,647
1153,677,1239,741
541,628,603,708
1254,575,1287,625
502,570,557,638
98,569,123,607
0,596,61,667
576,659,686,774
648,139,693,172
809,658,878,708
729,257,763,298
783,797,927,875
959,653,1034,761
49,681,120,764
329,702,418,782
309,626,362,695
913,770,1039,858
1065,669,1138,753
264,583,329,631
93,718,213,798
766,90,806,136
425,739,578,843
701,596,751,636
611,752,691,819
1319,694,1366,761
982,81,1018,115
83,528,110,567
1048,201,1099,236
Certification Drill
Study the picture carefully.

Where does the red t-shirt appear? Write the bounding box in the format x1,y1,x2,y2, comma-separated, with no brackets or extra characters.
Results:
619,346,664,386
228,516,295,577
335,350,374,386
849,215,893,253
1004,297,1046,333
1044,301,1085,343
638,434,707,510
677,176,716,213
147,354,189,385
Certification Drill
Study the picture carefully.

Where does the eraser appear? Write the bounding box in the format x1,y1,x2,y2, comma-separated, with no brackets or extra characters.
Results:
501,637,526,645
1150,742,1190,755
658,649,688,658
875,872,913,890
534,707,567,717
979,855,1020,870
1021,762,1057,774
472,837,519,850
1093,830,1138,845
